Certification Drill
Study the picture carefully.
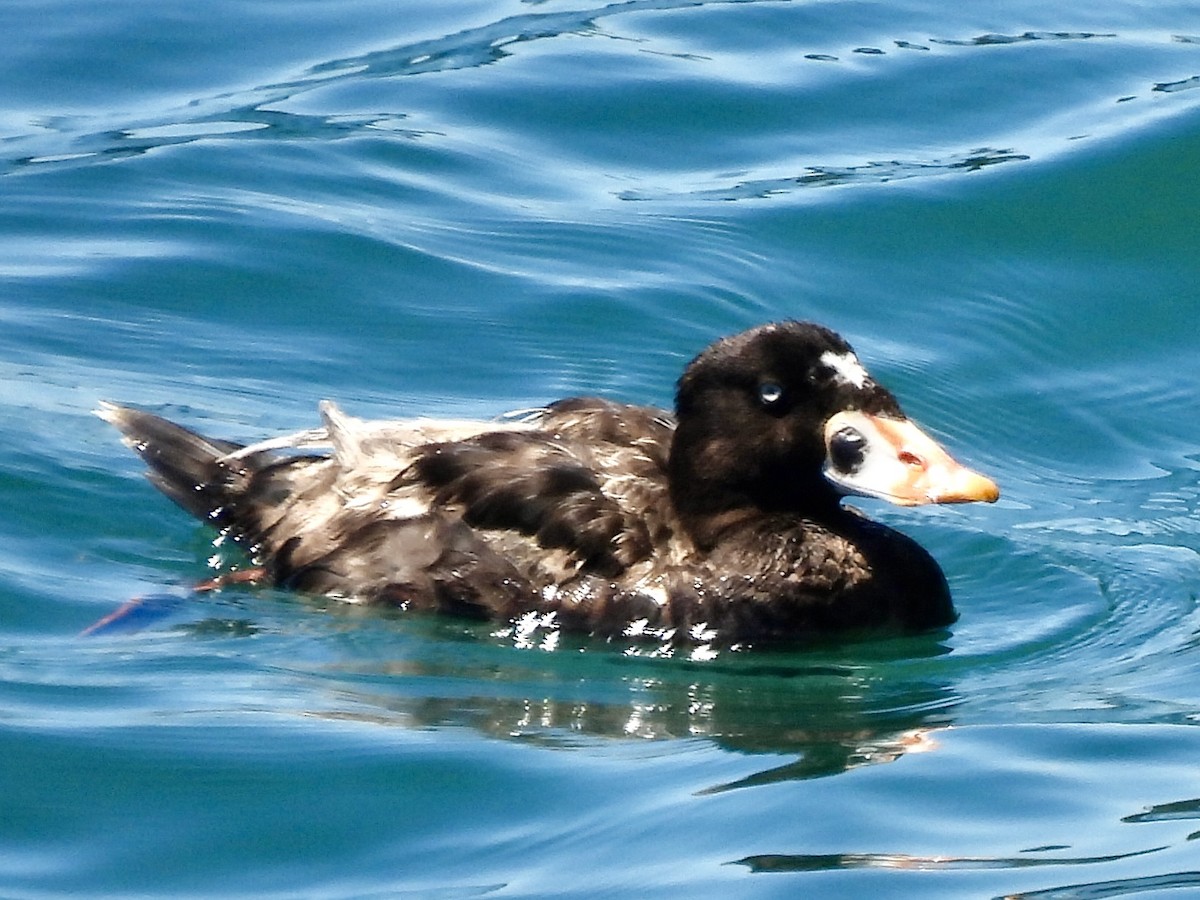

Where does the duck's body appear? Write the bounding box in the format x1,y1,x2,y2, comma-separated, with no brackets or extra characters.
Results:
100,322,998,645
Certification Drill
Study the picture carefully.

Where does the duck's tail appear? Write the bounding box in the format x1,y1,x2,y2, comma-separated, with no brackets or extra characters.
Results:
95,402,254,525
89,403,280,635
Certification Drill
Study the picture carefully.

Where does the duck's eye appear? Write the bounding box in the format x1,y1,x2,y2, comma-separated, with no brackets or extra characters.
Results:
758,382,784,408
829,426,866,473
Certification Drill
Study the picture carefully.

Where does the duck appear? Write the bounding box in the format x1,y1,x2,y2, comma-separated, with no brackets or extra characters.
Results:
97,321,998,645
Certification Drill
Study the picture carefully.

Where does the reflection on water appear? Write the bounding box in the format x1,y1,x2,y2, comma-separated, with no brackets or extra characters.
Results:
1122,797,1200,827
735,753,1200,897
619,148,1032,201
737,845,1162,874
930,31,1116,47
274,616,962,785
1001,870,1200,900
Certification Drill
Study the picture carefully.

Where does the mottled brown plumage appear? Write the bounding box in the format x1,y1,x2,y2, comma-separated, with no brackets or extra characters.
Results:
99,322,998,646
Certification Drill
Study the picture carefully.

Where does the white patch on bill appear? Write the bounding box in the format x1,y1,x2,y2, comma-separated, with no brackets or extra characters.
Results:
820,350,871,388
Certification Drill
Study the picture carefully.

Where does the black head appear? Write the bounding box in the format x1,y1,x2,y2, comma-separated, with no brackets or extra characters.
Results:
667,321,996,545
675,321,901,421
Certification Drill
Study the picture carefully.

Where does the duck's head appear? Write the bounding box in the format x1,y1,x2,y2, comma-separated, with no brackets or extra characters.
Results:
668,321,998,539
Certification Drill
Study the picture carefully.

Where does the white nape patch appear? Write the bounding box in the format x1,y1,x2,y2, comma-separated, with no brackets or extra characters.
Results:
820,350,871,389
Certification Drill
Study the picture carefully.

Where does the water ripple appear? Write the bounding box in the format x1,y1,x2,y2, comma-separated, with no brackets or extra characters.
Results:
619,148,1031,201
4,1,1200,205
736,845,1164,874
1003,870,1200,900
930,31,1117,47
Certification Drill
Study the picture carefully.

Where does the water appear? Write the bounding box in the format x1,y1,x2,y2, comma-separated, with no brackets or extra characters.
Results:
4,0,1200,896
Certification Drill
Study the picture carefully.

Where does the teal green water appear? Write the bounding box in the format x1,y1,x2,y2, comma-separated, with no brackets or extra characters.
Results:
4,1,1200,897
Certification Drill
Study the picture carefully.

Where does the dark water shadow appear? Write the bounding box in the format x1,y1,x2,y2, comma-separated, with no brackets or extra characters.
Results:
736,845,1163,874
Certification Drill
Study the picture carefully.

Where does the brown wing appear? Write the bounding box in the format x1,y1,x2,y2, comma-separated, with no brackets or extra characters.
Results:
405,397,675,578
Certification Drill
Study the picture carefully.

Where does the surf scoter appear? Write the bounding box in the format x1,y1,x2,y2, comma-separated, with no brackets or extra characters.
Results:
98,321,998,644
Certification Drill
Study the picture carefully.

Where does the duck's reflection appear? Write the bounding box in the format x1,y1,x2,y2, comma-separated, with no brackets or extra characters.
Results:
297,618,960,786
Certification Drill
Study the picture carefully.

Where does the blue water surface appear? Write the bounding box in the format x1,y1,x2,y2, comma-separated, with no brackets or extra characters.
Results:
4,1,1200,897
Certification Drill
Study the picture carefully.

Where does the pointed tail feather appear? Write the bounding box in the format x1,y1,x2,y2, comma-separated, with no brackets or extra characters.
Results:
95,402,251,524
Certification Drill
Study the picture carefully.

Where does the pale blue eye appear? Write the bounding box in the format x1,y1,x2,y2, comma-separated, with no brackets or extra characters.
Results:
759,382,784,406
